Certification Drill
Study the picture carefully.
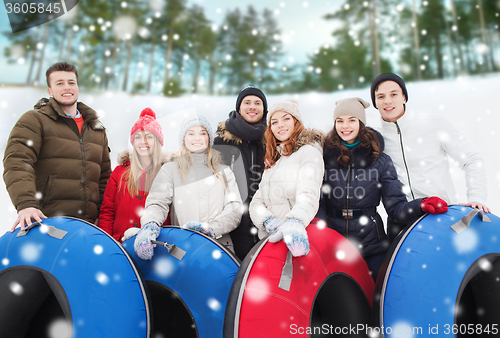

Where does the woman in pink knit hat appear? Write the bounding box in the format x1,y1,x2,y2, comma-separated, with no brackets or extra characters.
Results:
99,108,170,242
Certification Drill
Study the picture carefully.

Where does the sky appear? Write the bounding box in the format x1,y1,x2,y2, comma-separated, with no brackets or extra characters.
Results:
0,0,342,83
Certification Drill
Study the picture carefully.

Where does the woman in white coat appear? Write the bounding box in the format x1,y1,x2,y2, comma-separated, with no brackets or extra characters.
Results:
249,100,324,257
134,114,243,260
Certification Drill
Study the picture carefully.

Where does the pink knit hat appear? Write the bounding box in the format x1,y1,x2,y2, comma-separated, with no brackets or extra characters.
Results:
130,108,164,146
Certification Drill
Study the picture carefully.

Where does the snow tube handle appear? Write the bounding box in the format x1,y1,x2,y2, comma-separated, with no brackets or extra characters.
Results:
450,208,491,234
278,251,293,291
151,240,186,260
16,221,68,239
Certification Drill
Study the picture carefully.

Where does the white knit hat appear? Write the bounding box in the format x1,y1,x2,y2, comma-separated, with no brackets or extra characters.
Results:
267,99,303,125
178,114,214,146
333,97,369,125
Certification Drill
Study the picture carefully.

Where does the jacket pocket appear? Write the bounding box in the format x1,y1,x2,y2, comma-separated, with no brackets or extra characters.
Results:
371,216,381,241
39,175,53,208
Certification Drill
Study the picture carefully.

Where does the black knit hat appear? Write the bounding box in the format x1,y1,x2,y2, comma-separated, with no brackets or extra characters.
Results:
370,73,408,109
235,85,268,116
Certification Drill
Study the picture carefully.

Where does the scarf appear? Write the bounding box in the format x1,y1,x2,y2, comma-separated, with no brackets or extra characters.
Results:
224,110,266,142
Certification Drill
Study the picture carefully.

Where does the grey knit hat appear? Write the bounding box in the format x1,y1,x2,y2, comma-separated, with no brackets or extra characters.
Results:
267,99,303,125
178,114,214,146
334,97,370,125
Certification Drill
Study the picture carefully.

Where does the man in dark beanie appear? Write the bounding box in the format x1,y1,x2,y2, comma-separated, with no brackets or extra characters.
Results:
370,73,489,240
214,85,267,260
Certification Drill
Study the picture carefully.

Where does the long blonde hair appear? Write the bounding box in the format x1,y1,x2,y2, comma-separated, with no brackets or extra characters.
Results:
119,133,164,196
176,144,226,188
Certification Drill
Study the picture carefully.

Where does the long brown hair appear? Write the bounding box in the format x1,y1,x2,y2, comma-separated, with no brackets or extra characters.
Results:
264,116,305,169
324,120,380,166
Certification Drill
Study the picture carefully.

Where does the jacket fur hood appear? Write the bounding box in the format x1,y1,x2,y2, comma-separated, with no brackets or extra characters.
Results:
118,150,174,166
323,127,384,169
293,128,325,153
216,121,243,144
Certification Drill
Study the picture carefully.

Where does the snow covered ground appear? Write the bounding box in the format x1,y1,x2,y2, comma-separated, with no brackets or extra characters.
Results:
0,74,499,234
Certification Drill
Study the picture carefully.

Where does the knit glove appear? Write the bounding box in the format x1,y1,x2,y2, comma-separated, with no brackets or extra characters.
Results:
269,218,310,257
421,197,448,214
121,227,140,242
184,221,216,239
282,218,310,257
134,222,161,260
264,216,283,234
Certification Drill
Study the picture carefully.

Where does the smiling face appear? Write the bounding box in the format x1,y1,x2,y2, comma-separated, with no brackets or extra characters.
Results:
184,125,209,153
335,115,360,144
133,131,156,159
374,80,406,122
270,111,295,142
239,95,264,125
47,71,79,109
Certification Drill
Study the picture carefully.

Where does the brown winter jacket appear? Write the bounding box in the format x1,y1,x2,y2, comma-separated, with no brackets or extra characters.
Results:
3,97,111,223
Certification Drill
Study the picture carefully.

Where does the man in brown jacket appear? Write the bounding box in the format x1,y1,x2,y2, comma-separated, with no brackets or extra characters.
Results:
3,62,111,231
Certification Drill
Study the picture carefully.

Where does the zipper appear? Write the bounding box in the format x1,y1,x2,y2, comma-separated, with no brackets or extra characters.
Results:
346,165,351,237
371,216,381,240
396,122,415,200
64,115,89,218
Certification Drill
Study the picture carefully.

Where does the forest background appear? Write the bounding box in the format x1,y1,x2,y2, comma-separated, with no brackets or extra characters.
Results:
0,0,499,233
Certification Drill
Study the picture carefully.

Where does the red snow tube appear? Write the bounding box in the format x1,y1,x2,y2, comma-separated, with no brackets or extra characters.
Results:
224,218,375,337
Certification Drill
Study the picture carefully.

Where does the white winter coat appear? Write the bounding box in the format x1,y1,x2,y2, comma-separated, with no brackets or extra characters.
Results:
141,152,243,251
379,110,487,204
249,129,325,239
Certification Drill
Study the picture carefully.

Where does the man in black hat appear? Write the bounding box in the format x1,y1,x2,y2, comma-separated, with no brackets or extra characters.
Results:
214,86,267,260
370,73,489,240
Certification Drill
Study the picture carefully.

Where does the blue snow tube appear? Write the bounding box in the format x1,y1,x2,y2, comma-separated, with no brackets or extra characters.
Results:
123,226,240,338
0,217,150,338
375,206,500,336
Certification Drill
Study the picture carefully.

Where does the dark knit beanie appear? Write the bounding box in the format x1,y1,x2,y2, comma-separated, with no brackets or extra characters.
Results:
370,73,408,109
235,85,268,116
130,108,164,146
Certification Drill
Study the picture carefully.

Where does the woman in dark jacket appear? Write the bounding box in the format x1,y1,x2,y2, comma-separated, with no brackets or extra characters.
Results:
317,98,448,281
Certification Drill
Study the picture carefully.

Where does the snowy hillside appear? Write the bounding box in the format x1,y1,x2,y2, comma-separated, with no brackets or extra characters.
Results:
0,74,499,234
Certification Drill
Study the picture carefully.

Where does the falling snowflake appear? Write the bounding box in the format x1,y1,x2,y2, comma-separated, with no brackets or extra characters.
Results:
20,242,42,263
453,228,478,253
212,250,222,260
153,257,175,278
359,216,368,226
47,318,72,338
478,257,493,272
9,281,23,295
245,277,270,303
207,297,221,311
93,245,103,255
316,220,326,229
95,272,109,285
